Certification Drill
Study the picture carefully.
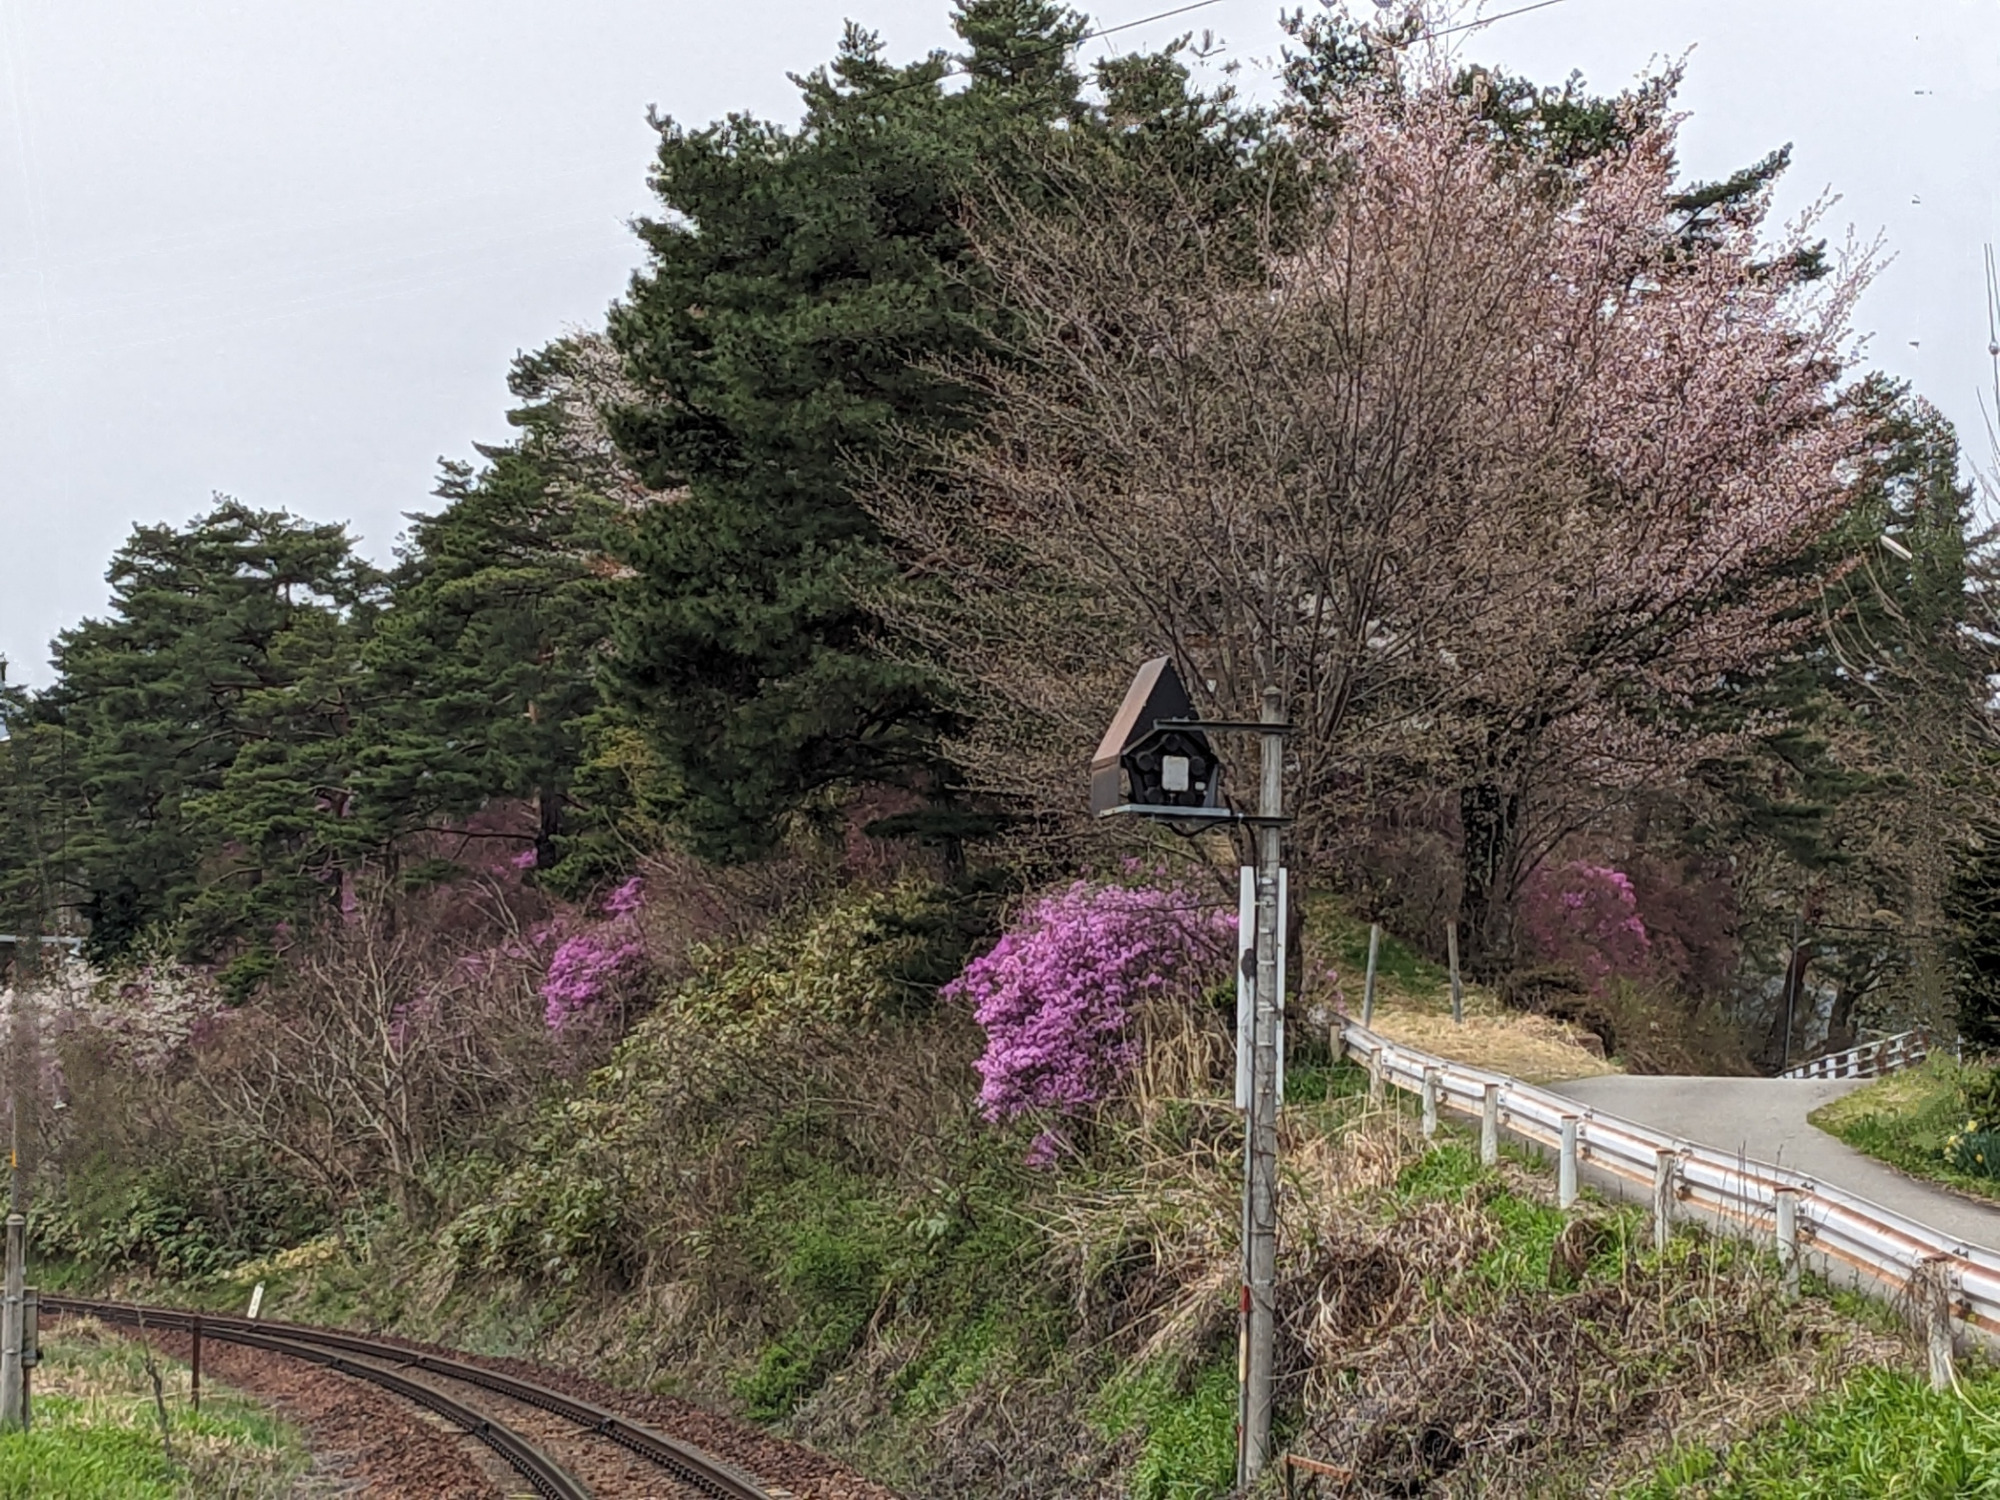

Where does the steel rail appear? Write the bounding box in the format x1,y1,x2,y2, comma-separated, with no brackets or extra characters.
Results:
48,1297,774,1500
46,1297,588,1500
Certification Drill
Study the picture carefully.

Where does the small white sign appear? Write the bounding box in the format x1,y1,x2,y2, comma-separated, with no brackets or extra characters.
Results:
1235,867,1288,1110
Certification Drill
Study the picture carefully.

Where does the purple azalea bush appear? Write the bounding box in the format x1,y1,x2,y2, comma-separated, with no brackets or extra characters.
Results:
945,881,1233,1125
537,876,650,1029
1521,861,1653,991
541,932,644,1028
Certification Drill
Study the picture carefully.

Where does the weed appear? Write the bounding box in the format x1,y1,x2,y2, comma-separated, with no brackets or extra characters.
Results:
1624,1365,2000,1497
0,1320,311,1499
1094,1357,1238,1500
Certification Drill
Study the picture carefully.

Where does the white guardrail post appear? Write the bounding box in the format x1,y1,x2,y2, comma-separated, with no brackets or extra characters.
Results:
1776,1187,1800,1301
1558,1117,1580,1208
1338,1020,2000,1352
1653,1149,1677,1253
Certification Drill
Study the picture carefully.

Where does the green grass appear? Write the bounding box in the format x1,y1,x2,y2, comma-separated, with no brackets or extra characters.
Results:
1093,1356,1238,1500
1624,1366,2000,1497
0,1321,310,1498
1809,1056,2000,1204
1311,899,1451,1002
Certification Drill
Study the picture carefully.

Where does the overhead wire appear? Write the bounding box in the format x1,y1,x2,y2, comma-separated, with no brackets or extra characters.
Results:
859,0,1575,103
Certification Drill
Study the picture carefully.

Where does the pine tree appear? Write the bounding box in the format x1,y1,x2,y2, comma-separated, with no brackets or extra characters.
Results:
601,2,1258,862
49,500,382,963
355,336,625,879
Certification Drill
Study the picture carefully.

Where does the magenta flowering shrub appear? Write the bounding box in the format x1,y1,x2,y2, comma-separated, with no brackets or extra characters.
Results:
536,876,651,1029
603,877,645,917
1520,862,1653,991
541,931,645,1028
944,881,1233,1123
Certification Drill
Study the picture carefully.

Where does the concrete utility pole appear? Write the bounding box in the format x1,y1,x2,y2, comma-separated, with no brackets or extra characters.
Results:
1239,687,1284,1485
1089,659,1286,1486
1,1106,23,1431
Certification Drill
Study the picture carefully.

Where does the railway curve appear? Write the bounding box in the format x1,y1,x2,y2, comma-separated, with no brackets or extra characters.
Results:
46,1295,778,1500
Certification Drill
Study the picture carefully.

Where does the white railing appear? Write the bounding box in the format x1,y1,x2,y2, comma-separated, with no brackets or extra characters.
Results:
1780,1029,1931,1081
1338,1022,2000,1352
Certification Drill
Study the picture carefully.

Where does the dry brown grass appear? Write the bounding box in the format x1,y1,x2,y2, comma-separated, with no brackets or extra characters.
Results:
1366,991,1620,1084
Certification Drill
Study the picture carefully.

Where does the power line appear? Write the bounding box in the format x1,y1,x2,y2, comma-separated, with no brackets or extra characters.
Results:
864,0,1229,102
1406,0,1574,45
861,0,1575,104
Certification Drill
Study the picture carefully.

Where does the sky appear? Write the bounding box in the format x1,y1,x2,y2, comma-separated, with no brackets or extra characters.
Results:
0,0,1995,685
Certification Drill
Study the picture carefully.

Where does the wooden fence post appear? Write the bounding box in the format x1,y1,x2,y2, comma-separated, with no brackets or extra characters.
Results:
1446,922,1463,1025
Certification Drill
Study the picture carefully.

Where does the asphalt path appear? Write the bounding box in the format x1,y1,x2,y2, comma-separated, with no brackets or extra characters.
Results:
1549,1074,2000,1256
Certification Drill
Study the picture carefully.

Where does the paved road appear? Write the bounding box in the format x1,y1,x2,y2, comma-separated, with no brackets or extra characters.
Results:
1549,1074,2000,1255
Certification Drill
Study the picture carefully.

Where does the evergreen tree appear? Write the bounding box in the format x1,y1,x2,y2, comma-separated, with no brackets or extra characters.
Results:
1694,381,1981,1058
0,679,74,948
355,336,624,878
602,2,1256,862
1949,826,2000,1053
49,500,382,964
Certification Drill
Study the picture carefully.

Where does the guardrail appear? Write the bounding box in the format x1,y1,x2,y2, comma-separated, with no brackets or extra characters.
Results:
1336,1021,1996,1375
1780,1029,1931,1081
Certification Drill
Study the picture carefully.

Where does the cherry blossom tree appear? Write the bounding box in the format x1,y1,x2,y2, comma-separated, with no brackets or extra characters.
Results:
869,22,1873,973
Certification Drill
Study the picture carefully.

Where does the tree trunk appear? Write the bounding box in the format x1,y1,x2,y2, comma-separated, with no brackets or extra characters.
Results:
535,786,563,874
1758,939,1814,1072
1458,780,1521,977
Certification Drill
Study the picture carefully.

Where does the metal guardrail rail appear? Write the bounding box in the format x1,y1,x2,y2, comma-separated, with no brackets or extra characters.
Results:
1338,1022,2000,1348
1780,1028,1932,1081
47,1297,777,1500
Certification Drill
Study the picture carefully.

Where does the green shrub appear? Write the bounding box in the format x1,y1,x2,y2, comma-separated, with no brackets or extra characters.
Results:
1810,1057,2000,1203
34,1161,326,1282
1961,1065,2000,1132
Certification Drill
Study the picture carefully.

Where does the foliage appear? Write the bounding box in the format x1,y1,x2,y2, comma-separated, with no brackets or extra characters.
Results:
1948,824,2000,1052
944,881,1233,1123
355,333,632,880
869,18,1874,981
1808,1056,2000,1203
1092,1357,1238,1500
0,1323,311,1500
1624,1365,2000,1498
48,499,383,961
439,880,982,1287
601,1,1274,863
1943,1123,2000,1181
538,880,650,1029
1941,1063,2000,1179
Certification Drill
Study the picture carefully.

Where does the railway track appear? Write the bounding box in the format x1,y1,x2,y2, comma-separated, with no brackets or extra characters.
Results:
46,1295,775,1500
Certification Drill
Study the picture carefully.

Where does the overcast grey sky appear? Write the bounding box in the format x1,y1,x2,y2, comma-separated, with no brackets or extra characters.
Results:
1,0,1995,684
